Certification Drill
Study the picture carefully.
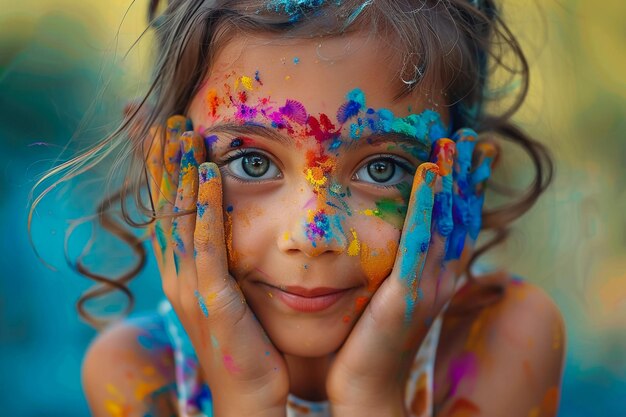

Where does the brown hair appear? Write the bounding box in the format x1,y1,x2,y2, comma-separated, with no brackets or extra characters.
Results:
28,0,553,328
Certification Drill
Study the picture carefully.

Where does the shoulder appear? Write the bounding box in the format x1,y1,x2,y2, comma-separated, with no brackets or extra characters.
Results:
435,278,566,416
82,314,176,417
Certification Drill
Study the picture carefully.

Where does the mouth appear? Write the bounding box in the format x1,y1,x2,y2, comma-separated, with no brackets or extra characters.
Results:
257,283,357,313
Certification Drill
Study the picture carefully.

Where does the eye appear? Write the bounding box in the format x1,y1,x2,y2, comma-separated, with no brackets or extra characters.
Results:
353,155,414,186
225,150,282,181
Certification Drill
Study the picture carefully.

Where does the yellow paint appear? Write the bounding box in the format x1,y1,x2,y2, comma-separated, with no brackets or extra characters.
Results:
347,228,360,256
235,75,254,90
134,380,163,402
305,167,327,189
361,208,381,217
283,231,290,241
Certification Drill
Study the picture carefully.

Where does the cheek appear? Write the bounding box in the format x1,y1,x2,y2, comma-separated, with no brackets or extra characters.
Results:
222,198,267,273
350,215,401,293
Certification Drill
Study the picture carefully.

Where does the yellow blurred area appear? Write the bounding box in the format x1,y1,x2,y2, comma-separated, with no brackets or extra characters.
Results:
2,0,625,362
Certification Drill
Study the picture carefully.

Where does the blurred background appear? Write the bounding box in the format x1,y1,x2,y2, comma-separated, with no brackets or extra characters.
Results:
0,0,624,415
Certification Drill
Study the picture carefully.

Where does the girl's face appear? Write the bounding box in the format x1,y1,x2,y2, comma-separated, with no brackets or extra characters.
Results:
188,33,450,358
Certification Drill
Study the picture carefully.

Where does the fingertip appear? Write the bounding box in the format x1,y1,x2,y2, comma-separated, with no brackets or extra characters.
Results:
166,115,187,134
415,163,439,187
452,128,478,143
199,162,221,185
432,139,456,176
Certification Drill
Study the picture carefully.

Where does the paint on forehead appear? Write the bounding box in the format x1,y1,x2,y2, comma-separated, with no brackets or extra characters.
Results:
197,73,447,154
339,89,447,153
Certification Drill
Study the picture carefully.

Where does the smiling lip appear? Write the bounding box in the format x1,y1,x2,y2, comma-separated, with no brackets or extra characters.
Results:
262,284,354,312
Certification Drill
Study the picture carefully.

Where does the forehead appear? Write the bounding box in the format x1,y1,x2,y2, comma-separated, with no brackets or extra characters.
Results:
188,32,449,125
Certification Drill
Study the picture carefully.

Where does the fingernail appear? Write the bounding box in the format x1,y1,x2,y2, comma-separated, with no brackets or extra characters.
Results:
166,115,187,136
199,162,219,184
452,128,478,143
476,141,499,166
433,139,456,176
417,163,439,187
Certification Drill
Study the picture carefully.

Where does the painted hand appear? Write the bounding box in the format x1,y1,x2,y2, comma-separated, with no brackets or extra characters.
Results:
326,130,498,417
146,116,289,417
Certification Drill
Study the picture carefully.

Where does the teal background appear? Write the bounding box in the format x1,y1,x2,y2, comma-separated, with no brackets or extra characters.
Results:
1,1,624,415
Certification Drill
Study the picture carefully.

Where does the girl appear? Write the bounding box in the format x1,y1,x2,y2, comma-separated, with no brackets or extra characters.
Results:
31,0,565,416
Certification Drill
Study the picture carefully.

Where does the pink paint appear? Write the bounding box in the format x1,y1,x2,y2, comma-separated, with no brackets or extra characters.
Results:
223,354,241,373
302,195,317,209
448,352,478,396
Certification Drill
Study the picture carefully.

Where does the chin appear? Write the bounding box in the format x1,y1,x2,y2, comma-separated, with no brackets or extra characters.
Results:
259,313,354,358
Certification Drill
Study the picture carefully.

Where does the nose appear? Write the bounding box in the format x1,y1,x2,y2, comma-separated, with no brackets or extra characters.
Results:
276,200,348,258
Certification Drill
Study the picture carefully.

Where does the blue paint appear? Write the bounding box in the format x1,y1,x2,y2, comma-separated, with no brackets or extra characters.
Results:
293,57,300,64
173,252,180,274
197,201,207,218
398,169,436,320
199,164,218,182
226,205,233,213
434,173,453,236
195,290,209,318
204,134,218,152
444,128,492,260
337,88,448,148
265,0,342,22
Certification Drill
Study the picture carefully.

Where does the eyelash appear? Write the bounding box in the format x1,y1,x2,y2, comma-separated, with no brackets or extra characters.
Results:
216,148,415,188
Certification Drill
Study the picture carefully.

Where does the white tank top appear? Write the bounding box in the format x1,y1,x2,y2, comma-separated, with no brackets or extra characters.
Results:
159,300,447,417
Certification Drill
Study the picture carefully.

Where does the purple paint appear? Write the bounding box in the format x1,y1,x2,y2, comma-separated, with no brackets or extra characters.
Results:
448,352,478,396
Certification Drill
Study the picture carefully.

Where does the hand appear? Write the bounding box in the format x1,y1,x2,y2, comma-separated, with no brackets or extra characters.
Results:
326,130,497,417
146,116,289,417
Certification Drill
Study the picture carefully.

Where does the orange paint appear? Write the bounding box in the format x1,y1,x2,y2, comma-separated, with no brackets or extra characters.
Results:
410,373,428,415
360,240,398,292
447,397,480,417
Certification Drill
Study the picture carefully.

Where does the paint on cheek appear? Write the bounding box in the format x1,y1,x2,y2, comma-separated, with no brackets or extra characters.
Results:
360,240,398,292
347,228,360,256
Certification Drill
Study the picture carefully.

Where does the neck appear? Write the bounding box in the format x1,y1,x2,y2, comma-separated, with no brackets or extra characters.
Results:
284,353,334,401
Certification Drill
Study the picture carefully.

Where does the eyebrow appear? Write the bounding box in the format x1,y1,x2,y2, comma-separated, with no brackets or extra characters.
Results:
203,122,431,157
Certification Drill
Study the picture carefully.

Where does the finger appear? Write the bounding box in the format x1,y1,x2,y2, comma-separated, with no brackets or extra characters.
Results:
333,163,439,380
431,138,456,237
193,163,243,321
171,132,206,275
153,115,188,259
424,139,457,311
471,140,499,193
467,140,499,239
446,128,478,261
393,162,439,321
